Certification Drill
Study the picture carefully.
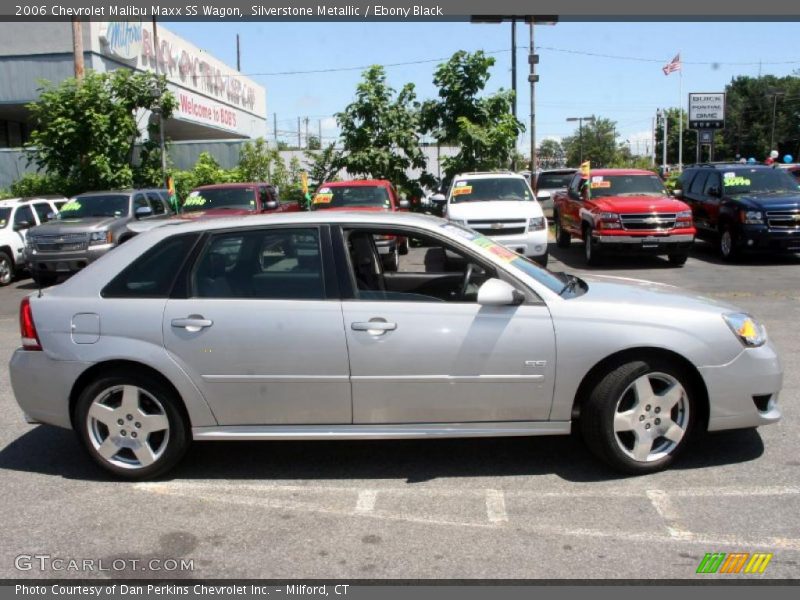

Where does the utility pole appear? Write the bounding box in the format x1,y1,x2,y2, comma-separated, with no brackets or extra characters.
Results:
71,17,84,80
769,91,784,151
152,17,167,186
297,117,301,148
511,19,517,170
651,115,657,167
318,119,322,144
528,20,538,173
304,117,310,148
236,34,241,71
273,113,278,144
661,109,668,171
566,116,594,164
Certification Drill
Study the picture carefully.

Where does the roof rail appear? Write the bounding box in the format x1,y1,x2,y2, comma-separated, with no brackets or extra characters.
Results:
457,170,518,176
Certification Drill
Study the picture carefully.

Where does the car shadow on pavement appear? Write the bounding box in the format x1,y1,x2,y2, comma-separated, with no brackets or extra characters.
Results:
0,424,764,484
687,239,800,266
548,242,679,271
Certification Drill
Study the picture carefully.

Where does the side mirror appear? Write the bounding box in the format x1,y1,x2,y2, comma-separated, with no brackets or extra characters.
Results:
536,190,552,200
264,200,278,210
398,199,410,210
430,193,446,203
671,189,683,199
707,186,721,197
477,278,524,307
14,220,32,231
46,212,57,220
135,206,153,219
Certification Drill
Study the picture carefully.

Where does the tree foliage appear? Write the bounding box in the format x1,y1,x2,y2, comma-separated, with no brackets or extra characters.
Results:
336,66,431,195
537,139,564,168
237,137,274,182
304,143,342,186
422,51,524,179
562,117,620,167
25,69,175,193
653,108,697,166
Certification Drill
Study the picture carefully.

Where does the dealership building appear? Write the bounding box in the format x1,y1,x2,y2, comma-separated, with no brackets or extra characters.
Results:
0,21,267,188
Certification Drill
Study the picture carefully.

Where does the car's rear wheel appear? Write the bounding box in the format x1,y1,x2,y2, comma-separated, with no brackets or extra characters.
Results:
555,212,571,248
668,253,689,266
532,252,548,268
75,371,190,480
0,251,14,286
583,225,602,266
580,359,696,474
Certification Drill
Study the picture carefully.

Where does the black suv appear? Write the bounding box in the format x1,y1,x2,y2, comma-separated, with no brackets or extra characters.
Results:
678,164,800,260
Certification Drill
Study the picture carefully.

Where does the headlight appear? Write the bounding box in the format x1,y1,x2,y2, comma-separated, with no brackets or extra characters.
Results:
89,230,113,245
528,217,546,231
597,212,621,229
723,313,767,347
740,210,763,224
449,218,467,227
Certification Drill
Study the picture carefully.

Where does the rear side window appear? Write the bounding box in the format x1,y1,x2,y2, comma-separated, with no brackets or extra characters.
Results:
146,192,166,215
32,203,53,223
102,234,199,298
688,172,708,194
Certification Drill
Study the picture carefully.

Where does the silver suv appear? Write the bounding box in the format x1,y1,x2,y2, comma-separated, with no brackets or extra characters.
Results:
25,189,173,285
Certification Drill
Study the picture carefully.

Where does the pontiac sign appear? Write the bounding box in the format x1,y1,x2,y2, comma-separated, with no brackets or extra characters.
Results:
689,93,726,130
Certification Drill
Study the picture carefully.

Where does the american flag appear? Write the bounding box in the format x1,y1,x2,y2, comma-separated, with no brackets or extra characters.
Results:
662,53,682,76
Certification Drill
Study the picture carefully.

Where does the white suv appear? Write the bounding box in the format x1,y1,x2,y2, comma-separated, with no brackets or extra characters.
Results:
0,195,67,286
444,172,549,266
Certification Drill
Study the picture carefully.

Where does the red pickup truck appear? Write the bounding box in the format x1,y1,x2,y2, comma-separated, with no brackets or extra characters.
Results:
179,183,300,219
553,168,696,266
311,179,410,270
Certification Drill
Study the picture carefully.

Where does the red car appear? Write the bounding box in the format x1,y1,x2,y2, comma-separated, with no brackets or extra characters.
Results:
552,168,696,266
179,183,300,219
311,179,410,270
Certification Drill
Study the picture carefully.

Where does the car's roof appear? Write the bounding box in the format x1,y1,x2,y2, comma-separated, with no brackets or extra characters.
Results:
589,168,657,176
685,163,773,170
194,183,266,189
537,168,578,174
453,171,524,180
0,195,65,207
320,179,391,187
75,189,166,196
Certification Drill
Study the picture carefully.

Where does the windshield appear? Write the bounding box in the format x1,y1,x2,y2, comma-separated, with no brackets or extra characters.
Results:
586,174,668,198
450,178,534,203
183,187,257,212
440,223,567,295
311,185,390,210
721,168,800,194
59,195,130,218
537,172,575,189
0,208,10,228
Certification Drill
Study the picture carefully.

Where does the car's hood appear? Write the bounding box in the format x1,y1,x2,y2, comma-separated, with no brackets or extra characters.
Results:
730,192,800,211
29,217,122,234
590,196,690,214
447,201,543,220
313,206,390,213
175,207,254,219
575,274,738,314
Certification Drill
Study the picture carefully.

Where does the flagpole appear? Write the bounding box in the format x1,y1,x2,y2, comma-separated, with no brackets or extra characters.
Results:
678,54,683,171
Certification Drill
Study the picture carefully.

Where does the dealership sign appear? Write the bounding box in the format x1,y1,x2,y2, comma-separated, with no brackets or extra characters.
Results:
689,93,726,130
100,22,142,61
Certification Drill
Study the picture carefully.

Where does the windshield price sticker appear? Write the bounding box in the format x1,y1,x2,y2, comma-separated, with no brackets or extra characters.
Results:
724,176,751,187
60,200,81,212
591,181,612,189
453,186,473,196
183,195,207,207
313,193,333,204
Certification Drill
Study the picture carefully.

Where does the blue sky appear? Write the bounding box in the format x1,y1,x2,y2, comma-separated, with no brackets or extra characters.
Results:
165,20,800,154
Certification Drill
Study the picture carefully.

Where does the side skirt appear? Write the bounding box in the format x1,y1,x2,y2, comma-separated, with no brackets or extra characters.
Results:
192,421,571,441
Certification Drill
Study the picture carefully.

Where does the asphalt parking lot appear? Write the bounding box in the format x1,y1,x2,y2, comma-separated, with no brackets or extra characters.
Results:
0,238,798,580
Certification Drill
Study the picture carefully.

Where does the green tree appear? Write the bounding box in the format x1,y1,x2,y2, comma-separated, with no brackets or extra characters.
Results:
238,137,274,181
9,172,72,197
304,143,342,186
336,65,431,194
25,69,175,192
538,139,564,168
422,50,524,178
653,108,697,166
306,135,321,150
562,117,619,167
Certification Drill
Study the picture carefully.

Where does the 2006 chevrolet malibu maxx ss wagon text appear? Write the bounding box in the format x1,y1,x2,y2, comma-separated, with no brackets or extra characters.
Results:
9,212,782,479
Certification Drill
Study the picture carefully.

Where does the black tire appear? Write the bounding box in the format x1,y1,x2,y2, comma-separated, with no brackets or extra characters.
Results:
31,271,59,287
532,252,549,268
555,212,571,248
0,250,15,287
580,358,697,474
667,253,689,267
719,223,740,262
583,225,602,266
74,370,190,480
398,238,409,255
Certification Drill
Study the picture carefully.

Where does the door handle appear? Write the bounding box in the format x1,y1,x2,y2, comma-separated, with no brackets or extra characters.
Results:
351,319,397,335
171,316,213,332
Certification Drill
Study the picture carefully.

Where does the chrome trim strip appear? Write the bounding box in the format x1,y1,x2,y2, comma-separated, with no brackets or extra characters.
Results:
351,374,545,383
193,421,572,440
595,234,694,244
202,375,349,383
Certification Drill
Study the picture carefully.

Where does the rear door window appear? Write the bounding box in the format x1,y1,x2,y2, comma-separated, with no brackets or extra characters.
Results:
146,192,166,215
32,202,53,223
688,172,708,195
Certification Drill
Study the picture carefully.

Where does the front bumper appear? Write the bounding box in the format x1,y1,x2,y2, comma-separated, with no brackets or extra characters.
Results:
737,225,800,253
26,243,115,275
9,349,91,429
593,233,694,254
699,340,783,432
486,230,549,258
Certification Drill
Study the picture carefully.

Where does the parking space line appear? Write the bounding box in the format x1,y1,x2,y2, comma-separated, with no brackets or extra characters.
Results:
485,489,508,523
646,489,692,540
355,489,377,514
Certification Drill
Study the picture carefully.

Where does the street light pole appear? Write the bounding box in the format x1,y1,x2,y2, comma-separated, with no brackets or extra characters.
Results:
511,19,517,171
152,17,167,186
566,116,594,164
528,21,537,173
769,92,784,151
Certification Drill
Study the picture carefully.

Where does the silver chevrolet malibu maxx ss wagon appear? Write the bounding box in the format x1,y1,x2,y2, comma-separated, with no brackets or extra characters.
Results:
9,212,782,479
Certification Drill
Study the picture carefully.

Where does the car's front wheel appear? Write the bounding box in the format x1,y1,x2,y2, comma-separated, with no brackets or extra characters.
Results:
580,359,696,474
668,253,689,266
75,370,190,479
583,226,602,266
555,213,571,248
0,251,15,287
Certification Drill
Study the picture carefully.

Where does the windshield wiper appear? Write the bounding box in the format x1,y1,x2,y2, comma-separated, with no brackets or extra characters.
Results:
559,274,581,296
